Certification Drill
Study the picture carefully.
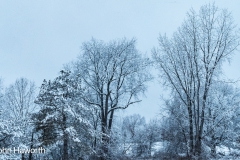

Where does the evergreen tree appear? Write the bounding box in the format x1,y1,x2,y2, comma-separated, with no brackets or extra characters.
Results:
34,70,95,159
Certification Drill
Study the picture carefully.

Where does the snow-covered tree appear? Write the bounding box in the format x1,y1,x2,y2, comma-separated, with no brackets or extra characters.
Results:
34,70,95,159
203,82,240,158
160,82,240,159
107,114,162,159
67,38,152,159
4,78,37,121
144,119,162,157
152,3,240,157
159,96,190,158
0,78,38,159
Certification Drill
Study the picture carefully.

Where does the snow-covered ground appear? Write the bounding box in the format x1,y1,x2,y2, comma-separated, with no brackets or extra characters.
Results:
122,142,240,159
151,141,166,156
216,145,231,155
122,141,166,156
216,145,240,156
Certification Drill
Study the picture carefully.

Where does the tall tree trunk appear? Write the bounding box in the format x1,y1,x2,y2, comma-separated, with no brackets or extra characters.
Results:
108,110,114,131
101,117,108,160
195,91,207,156
187,101,194,156
29,132,34,160
21,153,25,160
63,114,68,160
211,135,216,157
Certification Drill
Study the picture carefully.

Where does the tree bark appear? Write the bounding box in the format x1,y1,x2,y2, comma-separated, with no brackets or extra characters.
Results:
28,132,34,160
187,101,194,156
63,114,68,160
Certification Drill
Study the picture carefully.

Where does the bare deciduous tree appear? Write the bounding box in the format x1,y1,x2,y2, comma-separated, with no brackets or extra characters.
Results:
4,78,37,160
69,38,152,159
5,78,37,120
152,3,239,157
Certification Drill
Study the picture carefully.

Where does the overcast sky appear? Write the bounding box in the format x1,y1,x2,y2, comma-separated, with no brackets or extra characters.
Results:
0,0,239,121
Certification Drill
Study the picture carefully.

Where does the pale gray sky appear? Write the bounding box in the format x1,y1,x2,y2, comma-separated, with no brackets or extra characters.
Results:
0,0,239,121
